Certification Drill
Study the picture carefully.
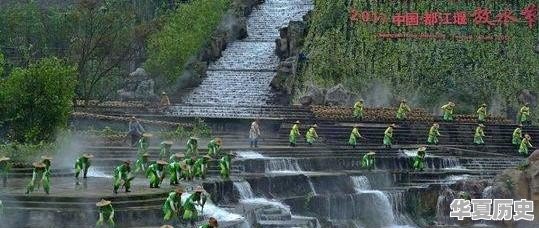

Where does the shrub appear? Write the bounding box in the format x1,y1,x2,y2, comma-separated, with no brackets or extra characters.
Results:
145,0,230,83
1,57,77,143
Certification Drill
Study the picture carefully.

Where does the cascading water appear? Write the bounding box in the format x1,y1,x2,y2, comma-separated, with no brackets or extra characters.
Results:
265,158,301,173
234,181,255,199
351,175,371,191
350,176,416,227
182,192,249,227
236,151,266,159
436,187,457,225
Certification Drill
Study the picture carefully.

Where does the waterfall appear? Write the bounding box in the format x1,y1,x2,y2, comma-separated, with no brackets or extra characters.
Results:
233,181,290,212
440,157,466,170
350,176,416,227
349,176,394,226
351,176,371,191
386,191,416,225
234,181,255,199
236,151,266,159
436,188,457,225
181,193,247,225
265,158,301,172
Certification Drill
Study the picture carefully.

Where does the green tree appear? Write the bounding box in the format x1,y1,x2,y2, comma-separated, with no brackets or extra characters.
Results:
0,1,70,67
68,0,149,102
1,57,77,143
145,0,230,83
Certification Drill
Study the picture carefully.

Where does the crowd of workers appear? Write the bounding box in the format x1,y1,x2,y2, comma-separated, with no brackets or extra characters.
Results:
0,97,535,227
288,100,534,171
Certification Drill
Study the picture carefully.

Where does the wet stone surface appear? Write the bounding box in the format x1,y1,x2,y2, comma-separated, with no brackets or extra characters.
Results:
173,0,314,115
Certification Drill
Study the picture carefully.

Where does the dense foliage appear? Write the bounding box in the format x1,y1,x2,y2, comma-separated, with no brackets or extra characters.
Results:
0,2,71,68
1,58,76,143
300,0,539,114
145,0,230,83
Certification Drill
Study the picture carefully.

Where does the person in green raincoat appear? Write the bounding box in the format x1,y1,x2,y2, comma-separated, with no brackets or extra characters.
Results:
183,156,196,181
134,153,151,174
219,152,235,179
383,124,396,148
37,155,52,194
512,125,523,147
476,103,487,122
361,152,376,170
289,121,301,147
96,199,115,227
474,124,486,145
113,161,132,193
25,162,49,194
427,123,441,144
159,141,173,160
353,99,364,120
168,159,182,186
441,102,455,121
147,160,168,188
186,137,199,158
194,156,211,180
306,124,319,146
348,125,362,148
413,147,427,171
396,99,411,120
137,133,152,158
518,103,531,125
199,217,218,228
207,138,222,157
0,156,11,187
519,134,534,155
163,188,184,222
169,152,185,163
75,153,93,185
183,186,208,226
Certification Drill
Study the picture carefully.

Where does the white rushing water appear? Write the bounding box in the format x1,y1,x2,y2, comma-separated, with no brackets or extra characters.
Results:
86,169,112,178
233,181,291,212
236,151,266,159
265,158,302,173
350,176,371,191
350,176,417,228
182,192,247,225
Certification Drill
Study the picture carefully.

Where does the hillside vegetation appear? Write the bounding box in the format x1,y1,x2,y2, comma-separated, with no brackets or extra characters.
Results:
299,0,539,114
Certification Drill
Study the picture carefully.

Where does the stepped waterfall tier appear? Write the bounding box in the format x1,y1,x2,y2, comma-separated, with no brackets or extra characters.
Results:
1,0,538,227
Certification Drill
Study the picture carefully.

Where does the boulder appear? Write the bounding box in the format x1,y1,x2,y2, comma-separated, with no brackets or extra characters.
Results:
299,95,313,106
535,41,539,54
117,68,157,101
299,85,326,106
287,21,307,57
270,57,297,95
325,84,352,106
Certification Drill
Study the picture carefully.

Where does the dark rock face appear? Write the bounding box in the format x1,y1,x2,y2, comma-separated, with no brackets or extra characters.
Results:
535,41,539,54
325,84,353,106
270,57,297,95
275,21,307,60
117,68,157,101
299,85,325,106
